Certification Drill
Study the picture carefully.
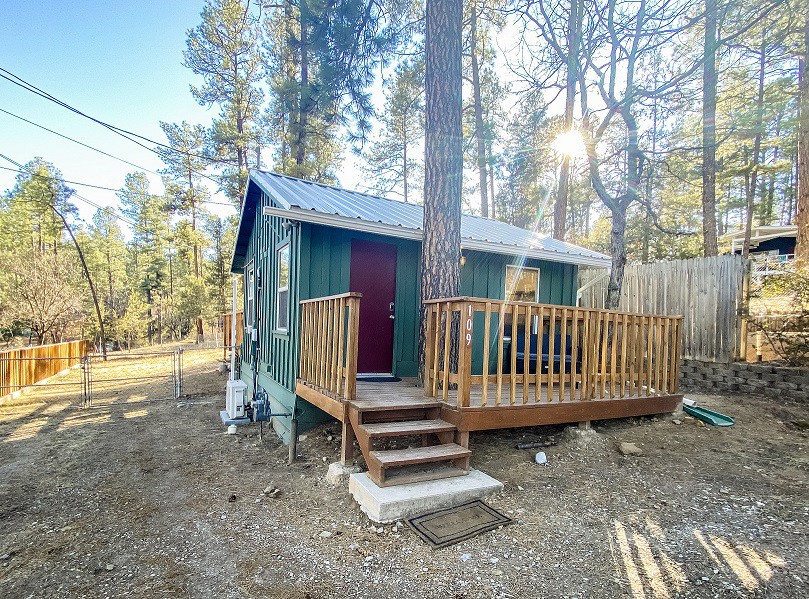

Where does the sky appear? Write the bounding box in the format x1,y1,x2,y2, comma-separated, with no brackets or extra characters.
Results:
0,1,241,226
0,1,537,229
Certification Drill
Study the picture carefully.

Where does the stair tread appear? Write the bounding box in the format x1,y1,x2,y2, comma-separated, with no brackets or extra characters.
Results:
378,463,469,487
370,443,472,466
350,398,441,412
360,419,455,437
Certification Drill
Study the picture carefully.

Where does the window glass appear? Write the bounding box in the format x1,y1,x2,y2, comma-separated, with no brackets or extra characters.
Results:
505,265,539,303
276,244,290,331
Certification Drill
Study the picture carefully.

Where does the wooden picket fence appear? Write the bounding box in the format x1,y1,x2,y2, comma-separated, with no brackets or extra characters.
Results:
578,255,750,363
0,340,91,399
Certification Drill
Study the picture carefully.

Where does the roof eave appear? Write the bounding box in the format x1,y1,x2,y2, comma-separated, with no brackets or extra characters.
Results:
262,205,611,268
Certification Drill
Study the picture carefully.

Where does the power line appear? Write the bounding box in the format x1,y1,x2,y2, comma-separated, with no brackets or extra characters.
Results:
0,66,229,167
0,165,122,191
0,153,237,213
0,153,137,226
0,106,161,175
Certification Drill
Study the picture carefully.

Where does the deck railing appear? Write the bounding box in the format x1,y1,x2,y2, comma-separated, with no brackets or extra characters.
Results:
298,293,361,401
424,297,683,408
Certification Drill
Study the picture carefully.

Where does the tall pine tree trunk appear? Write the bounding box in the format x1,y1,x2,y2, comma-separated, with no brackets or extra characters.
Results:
701,0,719,256
470,4,489,218
419,0,463,375
296,2,310,171
553,0,580,241
742,36,767,259
797,9,809,261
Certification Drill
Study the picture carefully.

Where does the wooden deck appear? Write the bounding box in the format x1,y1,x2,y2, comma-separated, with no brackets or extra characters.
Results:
297,378,681,432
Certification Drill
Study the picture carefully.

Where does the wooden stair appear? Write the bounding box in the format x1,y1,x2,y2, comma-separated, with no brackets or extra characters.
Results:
348,397,472,487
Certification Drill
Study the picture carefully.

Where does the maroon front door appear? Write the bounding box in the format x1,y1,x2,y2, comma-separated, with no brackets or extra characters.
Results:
349,239,397,374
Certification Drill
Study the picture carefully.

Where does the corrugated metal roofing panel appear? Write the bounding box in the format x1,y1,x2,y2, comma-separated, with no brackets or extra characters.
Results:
250,170,610,264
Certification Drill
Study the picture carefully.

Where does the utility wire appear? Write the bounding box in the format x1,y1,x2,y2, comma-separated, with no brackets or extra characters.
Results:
0,67,229,166
0,154,236,212
0,66,238,189
0,152,137,226
0,106,161,175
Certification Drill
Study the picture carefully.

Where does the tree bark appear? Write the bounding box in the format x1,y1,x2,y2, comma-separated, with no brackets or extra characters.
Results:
470,3,489,218
701,0,719,257
419,0,463,376
553,0,580,241
742,35,767,259
296,2,310,171
797,9,809,262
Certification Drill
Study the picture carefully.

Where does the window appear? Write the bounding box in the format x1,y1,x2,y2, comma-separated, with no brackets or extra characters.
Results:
276,244,290,332
505,265,540,303
245,264,255,328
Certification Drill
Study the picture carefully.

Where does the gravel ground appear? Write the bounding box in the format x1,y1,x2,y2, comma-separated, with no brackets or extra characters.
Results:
0,351,807,598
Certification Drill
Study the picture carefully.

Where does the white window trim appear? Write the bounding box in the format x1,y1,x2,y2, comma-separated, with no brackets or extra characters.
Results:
275,243,290,333
245,262,255,329
504,264,540,303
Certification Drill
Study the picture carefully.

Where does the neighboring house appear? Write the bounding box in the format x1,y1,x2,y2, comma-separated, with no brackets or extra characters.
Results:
230,170,682,488
724,225,797,257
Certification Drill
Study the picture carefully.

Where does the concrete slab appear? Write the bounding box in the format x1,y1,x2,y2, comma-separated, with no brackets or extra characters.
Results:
348,469,504,523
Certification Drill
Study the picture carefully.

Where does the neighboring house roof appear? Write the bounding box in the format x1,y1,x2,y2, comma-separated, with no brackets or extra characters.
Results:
721,225,798,253
231,170,611,272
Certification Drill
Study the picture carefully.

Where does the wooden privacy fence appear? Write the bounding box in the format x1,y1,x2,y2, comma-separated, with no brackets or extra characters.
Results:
0,340,91,399
578,255,749,363
424,297,682,408
223,311,244,347
298,293,361,401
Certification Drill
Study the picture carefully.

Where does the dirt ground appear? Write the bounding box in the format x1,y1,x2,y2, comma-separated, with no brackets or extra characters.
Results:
0,350,807,598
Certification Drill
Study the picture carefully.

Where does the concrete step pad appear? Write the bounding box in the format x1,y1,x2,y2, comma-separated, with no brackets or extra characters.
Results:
349,469,504,523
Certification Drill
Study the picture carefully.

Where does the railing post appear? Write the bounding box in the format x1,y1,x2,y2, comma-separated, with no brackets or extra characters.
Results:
424,304,436,396
344,296,360,401
457,301,473,408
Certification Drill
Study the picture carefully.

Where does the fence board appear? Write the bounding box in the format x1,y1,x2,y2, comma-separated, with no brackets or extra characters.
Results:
0,340,90,399
578,255,747,362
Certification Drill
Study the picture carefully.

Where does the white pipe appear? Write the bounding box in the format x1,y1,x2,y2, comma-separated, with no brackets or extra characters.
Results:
575,269,610,306
230,274,238,381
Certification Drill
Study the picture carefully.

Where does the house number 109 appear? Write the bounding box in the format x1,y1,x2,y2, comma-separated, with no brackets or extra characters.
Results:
466,305,473,346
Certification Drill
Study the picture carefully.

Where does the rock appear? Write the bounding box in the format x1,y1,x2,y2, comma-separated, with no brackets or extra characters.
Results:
263,485,282,498
227,425,237,435
534,451,547,465
618,442,643,456
672,419,682,425
319,531,333,538
493,569,504,576
105,564,115,571
0,554,9,561
325,462,361,486
460,553,472,562
228,494,237,503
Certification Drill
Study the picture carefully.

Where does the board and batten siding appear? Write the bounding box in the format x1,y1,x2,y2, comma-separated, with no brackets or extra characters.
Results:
460,250,578,373
298,224,422,377
239,191,308,441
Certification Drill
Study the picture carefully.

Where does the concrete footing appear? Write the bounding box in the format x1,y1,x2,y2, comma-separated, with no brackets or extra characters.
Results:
348,469,504,523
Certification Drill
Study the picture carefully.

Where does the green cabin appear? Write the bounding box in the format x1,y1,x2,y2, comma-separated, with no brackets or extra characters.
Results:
230,170,610,442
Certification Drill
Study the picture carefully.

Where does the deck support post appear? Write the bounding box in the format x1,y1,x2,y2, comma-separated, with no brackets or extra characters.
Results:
578,421,591,430
341,406,356,465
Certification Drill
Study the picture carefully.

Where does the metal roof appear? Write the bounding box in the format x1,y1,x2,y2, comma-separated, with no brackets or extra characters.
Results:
231,170,610,272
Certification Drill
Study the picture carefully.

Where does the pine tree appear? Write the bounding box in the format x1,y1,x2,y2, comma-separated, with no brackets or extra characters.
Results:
184,0,264,206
